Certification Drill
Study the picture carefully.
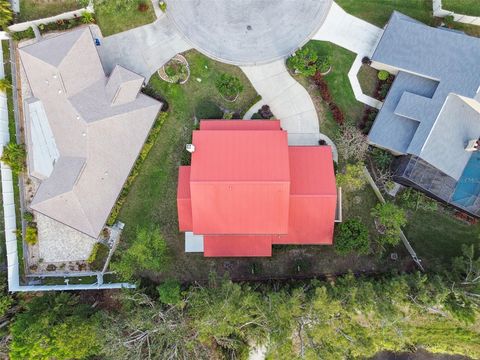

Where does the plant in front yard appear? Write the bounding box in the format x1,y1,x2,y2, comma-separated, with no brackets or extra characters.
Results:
317,55,332,73
215,73,243,100
334,219,370,255
336,162,366,192
258,105,274,119
398,188,438,212
157,279,182,305
336,125,369,162
287,46,318,77
1,142,26,174
111,227,170,280
371,202,407,246
0,78,11,92
377,70,390,81
25,226,38,245
159,1,167,12
81,11,95,24
371,148,393,171
0,0,12,29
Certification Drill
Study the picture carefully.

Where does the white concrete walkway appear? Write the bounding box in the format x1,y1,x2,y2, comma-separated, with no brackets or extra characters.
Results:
241,60,338,161
433,0,480,26
8,4,94,32
313,2,384,109
91,17,191,79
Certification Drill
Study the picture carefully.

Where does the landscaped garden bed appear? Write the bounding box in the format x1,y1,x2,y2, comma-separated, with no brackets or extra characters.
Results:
158,55,190,84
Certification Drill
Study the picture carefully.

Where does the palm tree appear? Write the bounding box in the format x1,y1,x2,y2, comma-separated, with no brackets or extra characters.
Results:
0,78,11,92
0,0,13,29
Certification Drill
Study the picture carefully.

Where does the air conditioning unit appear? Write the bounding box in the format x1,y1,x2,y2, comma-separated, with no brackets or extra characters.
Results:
465,139,480,152
186,144,195,153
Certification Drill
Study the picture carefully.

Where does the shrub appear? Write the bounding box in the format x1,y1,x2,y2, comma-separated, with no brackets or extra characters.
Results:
334,219,370,255
215,73,243,100
81,11,95,24
378,70,390,81
11,27,35,41
111,227,170,279
329,103,344,125
87,242,110,270
336,163,366,192
159,1,167,12
0,0,13,29
23,211,34,223
398,188,438,212
287,46,318,77
444,15,455,28
25,226,38,245
313,72,332,103
164,61,188,83
361,56,371,65
317,55,332,73
371,202,407,246
1,142,26,174
157,279,182,305
0,78,11,92
138,1,149,12
258,105,274,119
371,148,393,170
336,125,369,163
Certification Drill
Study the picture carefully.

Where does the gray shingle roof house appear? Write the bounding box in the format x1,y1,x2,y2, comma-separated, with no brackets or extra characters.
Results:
368,12,480,216
20,27,162,238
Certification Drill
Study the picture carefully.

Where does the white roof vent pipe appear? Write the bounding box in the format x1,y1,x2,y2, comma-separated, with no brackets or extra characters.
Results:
186,144,195,153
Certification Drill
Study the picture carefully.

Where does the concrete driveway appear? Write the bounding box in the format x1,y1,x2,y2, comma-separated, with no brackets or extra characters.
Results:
241,60,338,160
166,0,333,65
91,17,191,79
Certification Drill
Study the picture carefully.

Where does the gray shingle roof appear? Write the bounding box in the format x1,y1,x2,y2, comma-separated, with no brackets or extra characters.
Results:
20,27,162,238
369,12,480,179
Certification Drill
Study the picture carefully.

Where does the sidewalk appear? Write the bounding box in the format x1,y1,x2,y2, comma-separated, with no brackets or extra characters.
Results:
433,0,480,26
313,2,383,109
241,60,338,161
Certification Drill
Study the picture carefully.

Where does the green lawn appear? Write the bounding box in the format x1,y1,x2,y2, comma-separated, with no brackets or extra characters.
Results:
403,208,480,270
18,0,83,22
336,0,480,37
94,0,156,37
357,64,379,98
336,0,433,27
443,0,480,17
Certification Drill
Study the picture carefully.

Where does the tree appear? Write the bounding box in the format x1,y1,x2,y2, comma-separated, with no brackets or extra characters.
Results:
215,73,243,100
336,125,369,162
111,227,170,279
0,142,26,174
0,0,13,29
9,293,101,360
371,202,406,246
336,162,366,192
0,78,11,92
287,46,318,77
157,279,182,305
334,219,370,255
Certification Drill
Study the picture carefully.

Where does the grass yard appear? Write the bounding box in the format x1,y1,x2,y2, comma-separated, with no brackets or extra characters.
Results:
357,64,379,98
402,208,480,270
94,0,156,37
336,0,480,37
443,0,480,17
18,0,84,22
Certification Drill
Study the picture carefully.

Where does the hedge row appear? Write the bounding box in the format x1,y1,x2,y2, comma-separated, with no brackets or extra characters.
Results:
106,111,169,226
312,71,344,125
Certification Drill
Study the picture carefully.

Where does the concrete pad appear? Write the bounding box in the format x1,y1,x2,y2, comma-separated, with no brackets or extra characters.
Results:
185,232,204,253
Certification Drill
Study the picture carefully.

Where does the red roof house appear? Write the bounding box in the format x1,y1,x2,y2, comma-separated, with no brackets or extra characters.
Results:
177,120,337,257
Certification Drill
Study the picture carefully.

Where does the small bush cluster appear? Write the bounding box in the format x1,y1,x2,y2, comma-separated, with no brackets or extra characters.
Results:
215,73,243,100
336,162,366,192
287,46,318,77
38,16,86,34
313,72,344,125
107,111,168,225
1,142,26,174
137,1,149,12
257,105,274,119
398,188,438,212
10,27,35,41
371,148,393,170
371,202,407,246
334,219,370,255
377,70,390,81
157,279,182,305
25,226,38,245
